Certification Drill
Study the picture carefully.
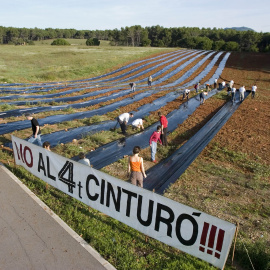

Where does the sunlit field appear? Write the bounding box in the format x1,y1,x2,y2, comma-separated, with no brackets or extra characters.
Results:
0,40,175,83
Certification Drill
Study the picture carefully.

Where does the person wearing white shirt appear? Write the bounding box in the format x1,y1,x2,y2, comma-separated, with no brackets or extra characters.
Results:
78,152,91,166
228,80,234,93
231,87,236,102
182,89,190,101
251,84,257,98
239,86,246,102
117,112,134,135
220,81,226,90
214,78,218,89
132,118,145,130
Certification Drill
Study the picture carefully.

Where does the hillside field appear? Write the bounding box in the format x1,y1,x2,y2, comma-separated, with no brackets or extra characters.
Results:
0,43,269,270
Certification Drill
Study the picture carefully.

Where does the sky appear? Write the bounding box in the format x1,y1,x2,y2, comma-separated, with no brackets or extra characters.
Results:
0,0,269,32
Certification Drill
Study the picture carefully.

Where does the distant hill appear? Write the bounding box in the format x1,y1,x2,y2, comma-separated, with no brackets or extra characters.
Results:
224,27,255,32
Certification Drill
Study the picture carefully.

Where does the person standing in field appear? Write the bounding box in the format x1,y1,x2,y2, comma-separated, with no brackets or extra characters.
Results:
194,82,200,93
239,86,246,102
158,111,168,146
221,81,226,89
127,146,147,187
148,75,153,86
25,113,42,146
117,112,134,135
214,78,218,89
149,126,162,162
231,87,236,102
251,84,257,98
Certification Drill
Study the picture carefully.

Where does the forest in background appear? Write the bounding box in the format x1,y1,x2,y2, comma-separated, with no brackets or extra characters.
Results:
0,25,270,52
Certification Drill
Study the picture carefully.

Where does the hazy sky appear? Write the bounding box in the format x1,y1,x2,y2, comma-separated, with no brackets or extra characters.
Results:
1,0,269,32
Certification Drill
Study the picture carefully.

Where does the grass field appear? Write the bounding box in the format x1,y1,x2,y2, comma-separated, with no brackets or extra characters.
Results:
0,43,269,270
0,40,175,83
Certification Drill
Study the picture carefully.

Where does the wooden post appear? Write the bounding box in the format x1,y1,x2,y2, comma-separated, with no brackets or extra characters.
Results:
231,222,240,265
13,149,17,167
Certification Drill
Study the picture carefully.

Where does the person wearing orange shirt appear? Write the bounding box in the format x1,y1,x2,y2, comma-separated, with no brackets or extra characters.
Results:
127,146,147,187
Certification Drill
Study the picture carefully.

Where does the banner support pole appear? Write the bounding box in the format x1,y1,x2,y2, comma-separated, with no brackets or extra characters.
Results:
231,222,240,266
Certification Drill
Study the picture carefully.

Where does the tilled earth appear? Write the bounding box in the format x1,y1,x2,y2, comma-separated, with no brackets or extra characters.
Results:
1,50,269,263
104,52,270,253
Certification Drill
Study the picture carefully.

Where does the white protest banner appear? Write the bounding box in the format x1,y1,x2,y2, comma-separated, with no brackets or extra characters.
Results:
12,135,236,269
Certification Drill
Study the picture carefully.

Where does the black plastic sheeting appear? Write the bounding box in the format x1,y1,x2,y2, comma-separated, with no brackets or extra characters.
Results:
0,85,97,101
149,51,209,86
90,50,190,84
80,89,221,168
0,50,193,105
33,90,184,146
39,51,231,148
166,51,222,87
0,50,225,118
113,50,199,84
143,91,250,194
2,50,230,140
0,89,163,135
5,89,185,149
0,86,129,117
204,53,231,85
183,51,224,88
0,50,181,90
1,50,194,99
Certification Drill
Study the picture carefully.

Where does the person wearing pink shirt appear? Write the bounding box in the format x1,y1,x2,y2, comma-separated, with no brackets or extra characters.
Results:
149,125,162,162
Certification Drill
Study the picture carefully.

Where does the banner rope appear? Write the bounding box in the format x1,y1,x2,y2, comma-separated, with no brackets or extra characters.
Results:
238,234,256,270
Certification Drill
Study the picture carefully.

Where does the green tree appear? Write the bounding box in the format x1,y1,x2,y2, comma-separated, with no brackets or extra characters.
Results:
140,29,151,46
258,33,270,52
239,30,261,51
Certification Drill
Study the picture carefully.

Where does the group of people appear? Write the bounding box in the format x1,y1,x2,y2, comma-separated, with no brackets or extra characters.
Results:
212,79,258,102
224,80,258,102
24,76,259,189
129,75,153,92
116,111,168,187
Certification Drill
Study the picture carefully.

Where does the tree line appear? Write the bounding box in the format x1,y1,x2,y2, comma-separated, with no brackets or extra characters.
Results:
0,25,269,52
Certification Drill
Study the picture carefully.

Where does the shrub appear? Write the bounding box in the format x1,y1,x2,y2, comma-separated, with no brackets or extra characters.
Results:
27,40,35,45
51,39,71,46
235,239,270,270
212,40,225,51
86,38,100,46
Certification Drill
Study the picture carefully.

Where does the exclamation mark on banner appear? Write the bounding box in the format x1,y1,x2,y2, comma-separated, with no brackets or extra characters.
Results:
207,225,217,255
199,222,209,252
215,229,225,259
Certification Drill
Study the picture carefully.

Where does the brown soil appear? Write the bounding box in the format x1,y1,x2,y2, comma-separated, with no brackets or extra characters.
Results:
102,52,270,250
1,50,269,268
